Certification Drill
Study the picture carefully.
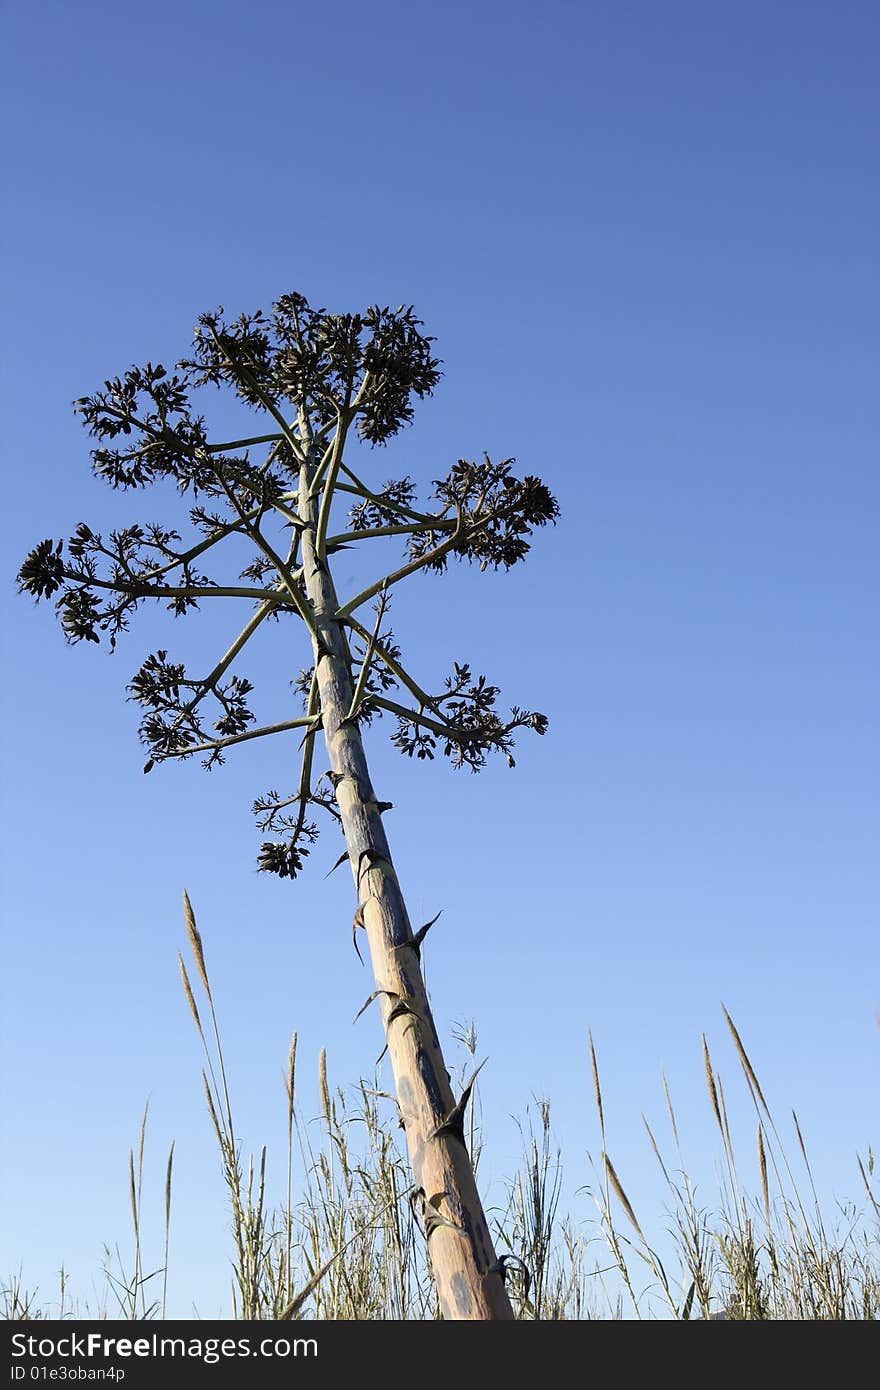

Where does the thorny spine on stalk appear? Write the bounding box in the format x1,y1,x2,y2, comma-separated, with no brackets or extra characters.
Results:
18,292,558,1320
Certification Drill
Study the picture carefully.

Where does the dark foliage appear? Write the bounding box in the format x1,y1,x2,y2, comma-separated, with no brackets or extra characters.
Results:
391,662,548,772
349,478,418,531
18,539,64,600
408,455,559,572
128,649,255,767
179,296,441,445
18,291,555,878
252,784,341,881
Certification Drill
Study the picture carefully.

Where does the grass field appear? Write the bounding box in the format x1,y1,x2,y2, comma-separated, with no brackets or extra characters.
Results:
5,906,877,1321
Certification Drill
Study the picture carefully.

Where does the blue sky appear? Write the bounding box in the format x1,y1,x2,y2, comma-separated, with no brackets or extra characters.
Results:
2,1,877,1316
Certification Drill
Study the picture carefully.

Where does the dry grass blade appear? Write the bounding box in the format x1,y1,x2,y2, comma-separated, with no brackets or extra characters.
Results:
791,1109,825,1237
721,1015,817,1263
722,1004,769,1111
137,1101,149,1189
127,1144,142,1320
202,1071,224,1147
702,1034,723,1133
603,1152,645,1243
319,1049,331,1131
792,1108,808,1163
162,1141,174,1319
128,1150,137,1233
178,954,204,1037
286,1033,298,1131
165,1142,174,1229
642,1115,670,1183
181,896,235,1150
857,1154,880,1221
588,1031,604,1141
792,1109,817,1192
757,1124,770,1229
279,1251,341,1320
716,1073,734,1154
183,889,211,1001
661,1069,680,1149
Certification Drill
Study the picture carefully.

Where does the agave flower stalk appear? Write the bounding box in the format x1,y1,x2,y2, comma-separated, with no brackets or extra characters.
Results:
18,292,558,1320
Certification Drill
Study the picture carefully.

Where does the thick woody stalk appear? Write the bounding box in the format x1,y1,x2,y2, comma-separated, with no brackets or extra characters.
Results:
297,452,514,1321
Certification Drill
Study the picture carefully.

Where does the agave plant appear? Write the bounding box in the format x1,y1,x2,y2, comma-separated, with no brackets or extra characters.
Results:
18,292,558,1319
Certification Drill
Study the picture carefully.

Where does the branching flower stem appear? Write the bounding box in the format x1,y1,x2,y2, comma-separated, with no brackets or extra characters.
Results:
342,614,439,713
207,324,304,462
346,589,387,723
312,367,372,550
292,669,321,840
335,507,465,619
205,433,284,453
335,475,439,526
214,470,322,646
158,600,278,749
314,405,352,560
371,695,475,744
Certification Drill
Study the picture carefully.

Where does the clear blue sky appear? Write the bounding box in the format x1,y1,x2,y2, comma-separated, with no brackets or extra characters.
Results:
2,0,877,1316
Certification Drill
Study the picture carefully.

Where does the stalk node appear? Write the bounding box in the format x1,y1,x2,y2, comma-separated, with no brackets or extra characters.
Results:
356,847,390,885
411,1187,464,1242
430,1059,487,1146
397,910,442,962
352,904,367,964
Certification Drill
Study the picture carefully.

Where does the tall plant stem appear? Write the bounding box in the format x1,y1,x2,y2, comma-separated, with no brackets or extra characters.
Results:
297,448,514,1321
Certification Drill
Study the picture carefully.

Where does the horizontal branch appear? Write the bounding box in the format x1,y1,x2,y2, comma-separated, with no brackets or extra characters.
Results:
326,518,455,548
206,433,284,453
61,570,281,604
157,714,320,761
371,696,469,743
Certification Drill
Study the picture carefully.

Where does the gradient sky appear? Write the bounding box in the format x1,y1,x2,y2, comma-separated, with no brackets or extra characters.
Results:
2,1,877,1317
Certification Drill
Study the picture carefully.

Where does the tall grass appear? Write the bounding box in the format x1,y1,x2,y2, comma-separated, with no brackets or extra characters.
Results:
586,1025,879,1320
98,1099,175,1319
4,900,877,1320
